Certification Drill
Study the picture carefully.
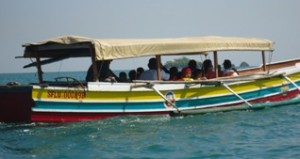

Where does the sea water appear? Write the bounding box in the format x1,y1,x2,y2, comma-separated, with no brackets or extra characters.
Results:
1,72,300,159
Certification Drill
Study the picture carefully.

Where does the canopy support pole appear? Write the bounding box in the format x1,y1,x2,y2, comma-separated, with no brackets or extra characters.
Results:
33,47,43,84
262,51,267,72
222,82,253,108
156,55,162,80
89,44,99,82
213,51,219,78
282,74,300,92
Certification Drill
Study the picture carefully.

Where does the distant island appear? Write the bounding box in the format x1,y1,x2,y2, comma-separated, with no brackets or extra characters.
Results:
239,61,250,68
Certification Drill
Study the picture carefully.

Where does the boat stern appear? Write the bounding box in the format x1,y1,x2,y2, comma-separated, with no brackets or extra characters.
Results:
0,85,33,122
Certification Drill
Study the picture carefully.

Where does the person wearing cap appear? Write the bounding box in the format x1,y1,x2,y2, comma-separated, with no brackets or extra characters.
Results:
178,67,194,81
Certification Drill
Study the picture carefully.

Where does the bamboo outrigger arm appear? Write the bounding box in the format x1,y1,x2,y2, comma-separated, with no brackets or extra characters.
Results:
222,82,253,108
151,86,181,113
282,74,300,92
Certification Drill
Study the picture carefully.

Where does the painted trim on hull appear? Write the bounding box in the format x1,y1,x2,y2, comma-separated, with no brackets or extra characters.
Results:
32,84,298,113
32,108,172,113
30,89,300,122
31,111,170,122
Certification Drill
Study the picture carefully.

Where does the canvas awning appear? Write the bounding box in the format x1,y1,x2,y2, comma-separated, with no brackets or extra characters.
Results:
23,35,274,60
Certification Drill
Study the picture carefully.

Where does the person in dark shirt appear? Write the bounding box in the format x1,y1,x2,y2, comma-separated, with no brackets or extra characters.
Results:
86,60,118,82
202,59,216,79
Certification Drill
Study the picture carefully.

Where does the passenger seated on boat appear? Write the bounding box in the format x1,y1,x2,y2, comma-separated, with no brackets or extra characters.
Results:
193,69,205,80
178,67,193,81
85,60,119,82
118,72,129,82
128,69,137,82
136,67,144,79
169,66,179,81
232,68,239,75
139,58,170,80
188,60,201,79
202,59,216,79
222,59,238,77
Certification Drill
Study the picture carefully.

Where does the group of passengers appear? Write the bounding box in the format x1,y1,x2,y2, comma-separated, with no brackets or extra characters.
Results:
86,57,238,82
167,59,238,82
118,67,144,82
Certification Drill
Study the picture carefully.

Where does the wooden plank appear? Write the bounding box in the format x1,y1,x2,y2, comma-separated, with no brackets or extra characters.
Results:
262,51,266,71
89,44,99,82
213,51,219,78
34,46,43,83
156,55,162,80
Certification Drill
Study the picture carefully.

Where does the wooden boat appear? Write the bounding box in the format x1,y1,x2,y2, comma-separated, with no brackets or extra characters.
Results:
1,36,300,122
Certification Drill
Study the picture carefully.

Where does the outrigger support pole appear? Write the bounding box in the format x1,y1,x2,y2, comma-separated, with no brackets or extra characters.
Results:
282,74,300,92
222,82,253,108
151,85,181,114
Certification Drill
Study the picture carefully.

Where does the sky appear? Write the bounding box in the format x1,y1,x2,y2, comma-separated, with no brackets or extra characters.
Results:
0,0,300,73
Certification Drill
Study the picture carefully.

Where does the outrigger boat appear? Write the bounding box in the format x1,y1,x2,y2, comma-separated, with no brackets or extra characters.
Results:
1,36,300,122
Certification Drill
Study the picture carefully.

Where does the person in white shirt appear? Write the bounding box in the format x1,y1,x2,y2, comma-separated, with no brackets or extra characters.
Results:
139,58,170,80
222,59,238,77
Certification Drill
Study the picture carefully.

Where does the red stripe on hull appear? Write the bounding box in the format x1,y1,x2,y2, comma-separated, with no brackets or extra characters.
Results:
31,111,170,122
252,89,299,103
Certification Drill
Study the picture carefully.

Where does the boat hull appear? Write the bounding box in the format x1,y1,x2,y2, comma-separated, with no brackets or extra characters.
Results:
1,69,300,123
30,88,300,122
28,71,300,122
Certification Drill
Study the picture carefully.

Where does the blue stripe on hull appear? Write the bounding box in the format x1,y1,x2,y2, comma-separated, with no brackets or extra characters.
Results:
34,101,166,111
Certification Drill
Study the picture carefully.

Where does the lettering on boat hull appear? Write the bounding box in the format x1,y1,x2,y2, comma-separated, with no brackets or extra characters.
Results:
47,90,86,99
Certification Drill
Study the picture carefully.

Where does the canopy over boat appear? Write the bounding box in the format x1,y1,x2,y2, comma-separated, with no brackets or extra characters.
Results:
23,35,274,60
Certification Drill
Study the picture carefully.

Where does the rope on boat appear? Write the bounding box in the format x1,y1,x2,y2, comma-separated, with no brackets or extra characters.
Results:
222,82,253,109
